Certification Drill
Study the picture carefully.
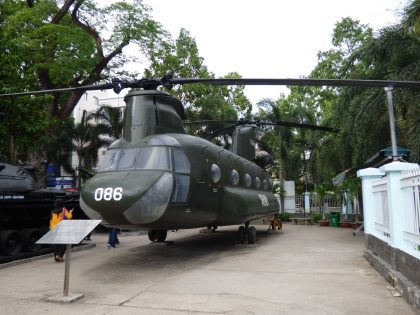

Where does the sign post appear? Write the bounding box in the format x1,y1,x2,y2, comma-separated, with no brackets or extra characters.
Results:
63,244,72,296
36,220,101,303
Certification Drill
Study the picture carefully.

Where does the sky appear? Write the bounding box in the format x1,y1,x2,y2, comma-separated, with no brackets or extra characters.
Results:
136,0,409,105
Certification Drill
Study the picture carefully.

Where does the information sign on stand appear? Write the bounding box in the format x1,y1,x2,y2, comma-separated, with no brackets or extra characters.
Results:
37,220,101,303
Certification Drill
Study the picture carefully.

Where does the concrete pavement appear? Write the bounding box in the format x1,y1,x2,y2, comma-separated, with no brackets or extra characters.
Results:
0,224,417,314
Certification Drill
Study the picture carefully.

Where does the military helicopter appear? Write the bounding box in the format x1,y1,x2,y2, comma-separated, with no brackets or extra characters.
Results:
2,74,419,244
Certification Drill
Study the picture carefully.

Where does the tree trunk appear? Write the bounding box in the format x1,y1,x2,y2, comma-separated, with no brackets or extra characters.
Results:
9,135,16,164
28,150,48,190
77,153,83,189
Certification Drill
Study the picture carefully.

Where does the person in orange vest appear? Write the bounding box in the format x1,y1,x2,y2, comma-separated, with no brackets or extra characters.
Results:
50,198,73,262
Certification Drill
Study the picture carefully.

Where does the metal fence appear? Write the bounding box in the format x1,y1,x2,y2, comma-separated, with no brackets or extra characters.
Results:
372,177,390,241
294,193,358,213
401,168,420,252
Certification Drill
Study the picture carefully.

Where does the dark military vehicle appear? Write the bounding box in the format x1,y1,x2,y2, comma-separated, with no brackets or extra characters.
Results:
0,163,81,256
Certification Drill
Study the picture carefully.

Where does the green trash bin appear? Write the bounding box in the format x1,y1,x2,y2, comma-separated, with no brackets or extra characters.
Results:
330,212,340,227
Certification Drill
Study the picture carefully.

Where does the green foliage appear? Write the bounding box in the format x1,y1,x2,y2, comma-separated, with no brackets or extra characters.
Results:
321,2,420,166
310,212,322,223
0,0,165,170
88,106,124,140
340,177,361,195
278,213,290,222
268,2,420,189
0,95,52,162
254,96,311,182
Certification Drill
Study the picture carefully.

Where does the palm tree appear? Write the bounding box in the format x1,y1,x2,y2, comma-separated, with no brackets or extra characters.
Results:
70,110,111,188
332,1,420,164
88,105,124,140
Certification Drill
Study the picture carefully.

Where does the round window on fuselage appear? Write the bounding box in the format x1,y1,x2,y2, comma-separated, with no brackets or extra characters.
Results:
230,169,239,186
210,164,222,183
244,173,252,188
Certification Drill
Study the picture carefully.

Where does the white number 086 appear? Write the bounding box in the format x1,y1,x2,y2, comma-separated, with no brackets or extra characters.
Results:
94,187,123,201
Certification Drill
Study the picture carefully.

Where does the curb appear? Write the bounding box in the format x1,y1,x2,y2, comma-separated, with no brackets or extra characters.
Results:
0,243,96,270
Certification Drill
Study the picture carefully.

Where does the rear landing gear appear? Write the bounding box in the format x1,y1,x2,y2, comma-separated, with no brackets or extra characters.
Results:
237,222,257,245
148,229,167,242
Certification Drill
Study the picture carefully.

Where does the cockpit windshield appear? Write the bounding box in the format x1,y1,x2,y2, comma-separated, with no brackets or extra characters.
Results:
101,150,121,171
100,147,172,172
117,148,140,170
137,147,171,170
100,145,191,203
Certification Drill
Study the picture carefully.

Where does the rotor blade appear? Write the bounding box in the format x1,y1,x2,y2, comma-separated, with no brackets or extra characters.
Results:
0,83,117,97
204,124,238,140
3,76,419,98
0,78,154,98
170,78,420,89
183,120,236,125
185,119,336,132
258,121,337,132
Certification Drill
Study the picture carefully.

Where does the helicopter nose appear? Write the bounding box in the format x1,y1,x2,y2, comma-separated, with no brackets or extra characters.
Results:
122,172,173,224
80,171,173,225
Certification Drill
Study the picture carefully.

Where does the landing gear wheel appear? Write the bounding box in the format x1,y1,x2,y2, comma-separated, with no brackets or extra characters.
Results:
21,228,42,252
148,229,167,242
237,225,257,245
238,226,246,244
247,226,257,244
156,230,167,242
0,230,23,256
148,230,158,242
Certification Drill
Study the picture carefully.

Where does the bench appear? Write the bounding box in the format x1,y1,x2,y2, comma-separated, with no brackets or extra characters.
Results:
290,217,312,225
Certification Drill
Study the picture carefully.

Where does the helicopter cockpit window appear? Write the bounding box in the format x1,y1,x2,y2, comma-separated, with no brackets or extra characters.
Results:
137,147,171,171
102,149,121,171
117,148,141,170
171,149,190,203
173,149,190,173
172,175,190,203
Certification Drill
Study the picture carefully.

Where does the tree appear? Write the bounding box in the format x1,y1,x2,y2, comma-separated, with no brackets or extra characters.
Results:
307,17,374,179
3,0,166,121
0,0,166,186
252,17,377,192
329,1,420,164
0,1,53,163
88,105,124,140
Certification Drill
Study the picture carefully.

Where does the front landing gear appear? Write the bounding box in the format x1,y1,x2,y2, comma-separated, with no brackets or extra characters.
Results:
238,222,257,245
148,229,167,242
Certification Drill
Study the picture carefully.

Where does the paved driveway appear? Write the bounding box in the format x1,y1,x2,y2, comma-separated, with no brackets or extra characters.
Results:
0,224,416,314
